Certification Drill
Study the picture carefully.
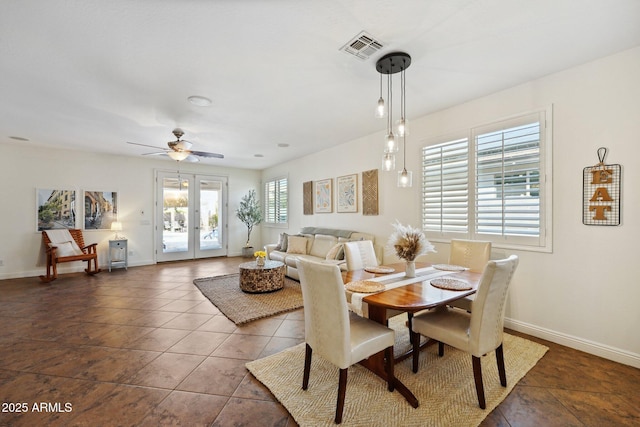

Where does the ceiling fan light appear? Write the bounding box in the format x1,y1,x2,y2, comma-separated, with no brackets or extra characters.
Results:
168,151,190,161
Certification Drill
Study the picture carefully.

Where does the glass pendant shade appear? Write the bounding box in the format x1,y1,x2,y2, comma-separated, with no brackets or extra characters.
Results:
384,132,398,153
395,117,409,137
397,168,413,187
382,153,396,171
375,97,386,118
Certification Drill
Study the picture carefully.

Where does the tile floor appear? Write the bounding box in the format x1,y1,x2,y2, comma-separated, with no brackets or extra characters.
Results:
0,257,638,426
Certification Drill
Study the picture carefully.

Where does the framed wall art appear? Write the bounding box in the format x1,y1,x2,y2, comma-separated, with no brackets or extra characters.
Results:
314,178,333,213
583,148,621,226
37,189,76,231
362,168,379,216
303,181,313,215
336,174,358,213
84,191,118,230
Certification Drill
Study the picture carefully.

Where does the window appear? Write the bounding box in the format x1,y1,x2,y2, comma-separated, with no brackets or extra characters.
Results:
264,176,288,226
422,109,552,251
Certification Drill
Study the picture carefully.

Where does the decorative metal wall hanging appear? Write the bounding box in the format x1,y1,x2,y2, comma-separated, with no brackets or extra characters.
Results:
583,147,621,226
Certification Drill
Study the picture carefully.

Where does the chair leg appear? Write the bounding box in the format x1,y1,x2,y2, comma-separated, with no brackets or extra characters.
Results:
385,346,395,392
335,368,347,424
472,356,486,409
40,257,56,283
412,331,420,373
438,341,444,357
496,343,507,387
302,344,312,390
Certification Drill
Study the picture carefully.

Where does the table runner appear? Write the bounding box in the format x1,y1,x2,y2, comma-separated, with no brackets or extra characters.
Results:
347,266,456,316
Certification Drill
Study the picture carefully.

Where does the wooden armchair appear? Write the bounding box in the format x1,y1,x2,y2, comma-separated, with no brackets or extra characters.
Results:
40,229,100,282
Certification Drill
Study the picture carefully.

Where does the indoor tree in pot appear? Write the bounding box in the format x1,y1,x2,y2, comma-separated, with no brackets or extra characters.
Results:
236,189,263,257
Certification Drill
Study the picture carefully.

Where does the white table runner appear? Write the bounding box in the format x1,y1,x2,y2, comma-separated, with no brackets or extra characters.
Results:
347,267,456,317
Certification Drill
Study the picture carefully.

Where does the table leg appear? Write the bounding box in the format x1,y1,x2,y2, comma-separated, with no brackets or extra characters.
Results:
359,305,419,408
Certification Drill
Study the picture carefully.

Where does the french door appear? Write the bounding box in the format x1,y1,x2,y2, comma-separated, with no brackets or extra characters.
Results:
156,171,227,262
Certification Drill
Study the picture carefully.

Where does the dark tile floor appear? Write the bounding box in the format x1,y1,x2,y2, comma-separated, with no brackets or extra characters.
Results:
0,257,638,426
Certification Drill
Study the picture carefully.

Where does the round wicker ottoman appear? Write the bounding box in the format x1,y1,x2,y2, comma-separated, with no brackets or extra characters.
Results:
239,260,286,293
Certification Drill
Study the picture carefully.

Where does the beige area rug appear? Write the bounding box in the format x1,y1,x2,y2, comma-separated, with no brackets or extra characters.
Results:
193,274,302,325
246,314,548,427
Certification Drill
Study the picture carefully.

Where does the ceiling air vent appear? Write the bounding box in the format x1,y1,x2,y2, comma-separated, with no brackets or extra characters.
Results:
340,31,384,60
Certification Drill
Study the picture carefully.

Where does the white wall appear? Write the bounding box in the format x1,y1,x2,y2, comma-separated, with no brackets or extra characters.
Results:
261,46,640,367
0,146,262,278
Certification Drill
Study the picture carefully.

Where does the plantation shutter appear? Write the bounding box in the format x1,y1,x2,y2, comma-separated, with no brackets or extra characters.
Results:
475,122,540,237
422,138,469,234
264,177,288,224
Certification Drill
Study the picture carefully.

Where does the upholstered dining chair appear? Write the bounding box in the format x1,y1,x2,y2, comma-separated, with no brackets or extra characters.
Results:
410,255,519,409
448,239,492,312
344,240,378,271
296,258,396,424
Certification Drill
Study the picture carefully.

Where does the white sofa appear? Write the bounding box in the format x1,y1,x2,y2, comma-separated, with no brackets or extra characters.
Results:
265,227,380,280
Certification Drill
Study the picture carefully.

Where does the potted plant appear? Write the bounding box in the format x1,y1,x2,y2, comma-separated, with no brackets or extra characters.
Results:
236,189,263,257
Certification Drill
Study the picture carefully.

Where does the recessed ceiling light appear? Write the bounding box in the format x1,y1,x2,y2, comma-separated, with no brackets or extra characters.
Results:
277,143,289,148
9,136,29,141
254,154,264,158
187,95,212,107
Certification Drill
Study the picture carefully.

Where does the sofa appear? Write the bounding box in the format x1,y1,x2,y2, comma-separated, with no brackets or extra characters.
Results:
265,227,381,280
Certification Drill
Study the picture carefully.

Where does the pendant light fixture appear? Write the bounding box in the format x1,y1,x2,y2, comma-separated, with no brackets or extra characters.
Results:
375,52,412,186
375,73,386,118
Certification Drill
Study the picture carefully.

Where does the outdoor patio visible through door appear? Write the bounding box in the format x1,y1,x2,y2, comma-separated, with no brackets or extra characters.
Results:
156,171,227,262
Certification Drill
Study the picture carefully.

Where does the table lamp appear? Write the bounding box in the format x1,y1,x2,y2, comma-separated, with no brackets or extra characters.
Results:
111,221,123,239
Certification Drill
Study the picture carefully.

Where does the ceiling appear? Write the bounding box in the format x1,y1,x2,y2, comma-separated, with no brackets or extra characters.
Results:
2,1,639,170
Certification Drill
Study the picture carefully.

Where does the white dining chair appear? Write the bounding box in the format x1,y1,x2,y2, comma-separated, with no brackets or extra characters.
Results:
410,255,519,409
448,239,492,312
296,258,396,424
344,240,378,271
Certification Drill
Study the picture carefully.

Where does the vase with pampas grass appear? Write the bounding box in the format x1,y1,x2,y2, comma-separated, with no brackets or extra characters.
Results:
387,221,436,277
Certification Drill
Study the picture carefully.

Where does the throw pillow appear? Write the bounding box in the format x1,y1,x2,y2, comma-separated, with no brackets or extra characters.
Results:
286,235,307,254
325,243,344,260
280,233,289,252
50,241,83,257
274,233,284,251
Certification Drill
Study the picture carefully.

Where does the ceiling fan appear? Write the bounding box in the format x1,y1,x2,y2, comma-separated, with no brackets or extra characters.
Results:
127,128,224,162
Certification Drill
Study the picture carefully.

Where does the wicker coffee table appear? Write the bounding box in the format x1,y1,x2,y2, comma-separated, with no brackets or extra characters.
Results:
239,260,286,293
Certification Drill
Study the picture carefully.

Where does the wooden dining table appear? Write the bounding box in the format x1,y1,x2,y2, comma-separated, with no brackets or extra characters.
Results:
342,262,483,408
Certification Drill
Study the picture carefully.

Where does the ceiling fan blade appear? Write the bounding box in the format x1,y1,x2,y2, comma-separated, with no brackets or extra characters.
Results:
142,152,169,156
190,150,224,159
127,141,167,150
184,155,200,162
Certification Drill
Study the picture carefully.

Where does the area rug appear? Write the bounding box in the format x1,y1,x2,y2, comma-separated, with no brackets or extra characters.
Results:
246,314,548,427
193,274,303,325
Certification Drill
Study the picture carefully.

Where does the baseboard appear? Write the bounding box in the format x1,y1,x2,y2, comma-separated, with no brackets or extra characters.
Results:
505,317,640,369
0,259,156,281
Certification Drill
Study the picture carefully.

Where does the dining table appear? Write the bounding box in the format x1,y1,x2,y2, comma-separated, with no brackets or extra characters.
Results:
342,261,483,408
